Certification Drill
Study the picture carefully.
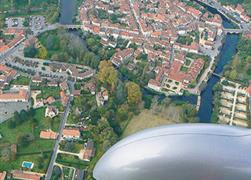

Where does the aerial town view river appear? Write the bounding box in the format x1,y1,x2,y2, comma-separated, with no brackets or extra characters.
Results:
197,3,240,122
59,0,76,25
59,0,240,123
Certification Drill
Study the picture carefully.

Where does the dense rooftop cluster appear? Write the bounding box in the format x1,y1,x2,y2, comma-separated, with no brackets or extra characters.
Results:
80,0,224,95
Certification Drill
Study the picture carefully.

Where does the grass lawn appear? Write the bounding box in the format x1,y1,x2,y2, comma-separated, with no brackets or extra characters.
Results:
185,59,192,66
0,152,52,173
56,153,89,169
62,166,75,180
0,0,59,23
11,76,30,86
181,66,188,72
33,86,60,99
122,107,182,138
0,107,61,173
59,141,84,154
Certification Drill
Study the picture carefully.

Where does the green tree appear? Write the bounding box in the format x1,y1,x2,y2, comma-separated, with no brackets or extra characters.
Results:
98,60,118,89
126,81,142,106
229,70,237,80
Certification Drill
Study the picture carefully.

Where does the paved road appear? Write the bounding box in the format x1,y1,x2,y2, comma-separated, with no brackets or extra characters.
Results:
188,34,223,94
45,81,75,180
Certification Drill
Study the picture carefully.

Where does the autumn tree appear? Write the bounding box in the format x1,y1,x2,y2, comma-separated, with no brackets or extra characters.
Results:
98,60,118,89
37,44,48,59
126,81,142,106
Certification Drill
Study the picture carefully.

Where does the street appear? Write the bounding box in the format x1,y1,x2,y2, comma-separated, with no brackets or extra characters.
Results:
45,81,75,180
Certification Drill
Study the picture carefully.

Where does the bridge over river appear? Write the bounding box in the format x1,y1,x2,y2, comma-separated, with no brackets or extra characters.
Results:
223,28,243,34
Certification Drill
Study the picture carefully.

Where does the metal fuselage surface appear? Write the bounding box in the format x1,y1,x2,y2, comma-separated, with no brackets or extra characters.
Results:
93,124,251,180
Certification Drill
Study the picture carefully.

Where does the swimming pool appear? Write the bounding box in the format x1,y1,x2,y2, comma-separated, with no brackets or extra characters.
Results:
22,161,34,169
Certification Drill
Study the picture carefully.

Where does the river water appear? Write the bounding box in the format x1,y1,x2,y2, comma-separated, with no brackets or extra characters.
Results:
198,34,239,122
59,0,76,25
197,3,240,122
59,0,240,122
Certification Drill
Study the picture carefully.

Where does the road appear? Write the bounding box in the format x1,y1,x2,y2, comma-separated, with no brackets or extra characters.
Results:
196,0,251,31
45,81,75,180
187,34,223,94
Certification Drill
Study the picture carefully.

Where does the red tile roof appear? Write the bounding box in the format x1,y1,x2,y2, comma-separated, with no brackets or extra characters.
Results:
12,170,41,180
40,130,58,140
0,171,6,180
63,128,80,138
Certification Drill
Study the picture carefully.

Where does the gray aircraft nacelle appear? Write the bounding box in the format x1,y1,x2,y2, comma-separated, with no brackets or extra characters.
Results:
93,124,251,180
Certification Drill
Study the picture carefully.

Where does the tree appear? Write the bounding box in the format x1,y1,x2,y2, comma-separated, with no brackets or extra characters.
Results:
8,119,16,129
126,81,142,106
115,81,126,105
18,134,34,147
98,60,118,89
181,104,198,123
37,44,48,59
24,45,38,58
229,70,237,80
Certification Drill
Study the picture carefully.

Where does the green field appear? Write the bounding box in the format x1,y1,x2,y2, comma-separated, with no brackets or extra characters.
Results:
0,0,59,28
0,107,61,173
33,86,61,99
123,107,181,138
56,153,89,169
11,76,30,86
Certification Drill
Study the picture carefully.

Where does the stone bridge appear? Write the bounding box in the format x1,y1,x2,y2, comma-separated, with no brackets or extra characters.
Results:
223,28,243,34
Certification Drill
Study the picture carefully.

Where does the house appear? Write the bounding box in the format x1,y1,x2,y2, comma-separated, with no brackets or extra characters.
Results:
73,169,85,180
0,171,6,180
82,139,95,161
40,130,58,140
0,64,17,89
32,76,42,84
111,48,134,67
0,89,29,102
246,85,251,97
60,81,68,91
11,170,41,180
148,79,161,92
60,91,69,107
73,90,81,96
34,99,44,109
63,128,81,140
84,82,96,95
45,96,55,105
45,106,59,118
96,88,109,106
47,81,58,87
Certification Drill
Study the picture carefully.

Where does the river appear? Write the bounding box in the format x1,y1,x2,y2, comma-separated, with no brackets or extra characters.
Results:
58,0,240,123
59,0,76,25
198,34,239,122
197,3,240,122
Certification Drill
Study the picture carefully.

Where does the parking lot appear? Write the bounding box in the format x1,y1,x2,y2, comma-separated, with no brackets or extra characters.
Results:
0,101,30,123
5,17,24,28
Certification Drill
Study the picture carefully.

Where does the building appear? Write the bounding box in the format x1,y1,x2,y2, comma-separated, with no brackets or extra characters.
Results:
32,76,42,84
45,106,59,118
60,90,69,107
0,171,6,180
0,64,17,89
82,139,95,161
63,128,81,140
73,90,81,96
44,96,56,105
60,81,68,91
40,130,58,140
11,170,41,180
74,169,85,180
0,89,29,102
96,88,109,106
